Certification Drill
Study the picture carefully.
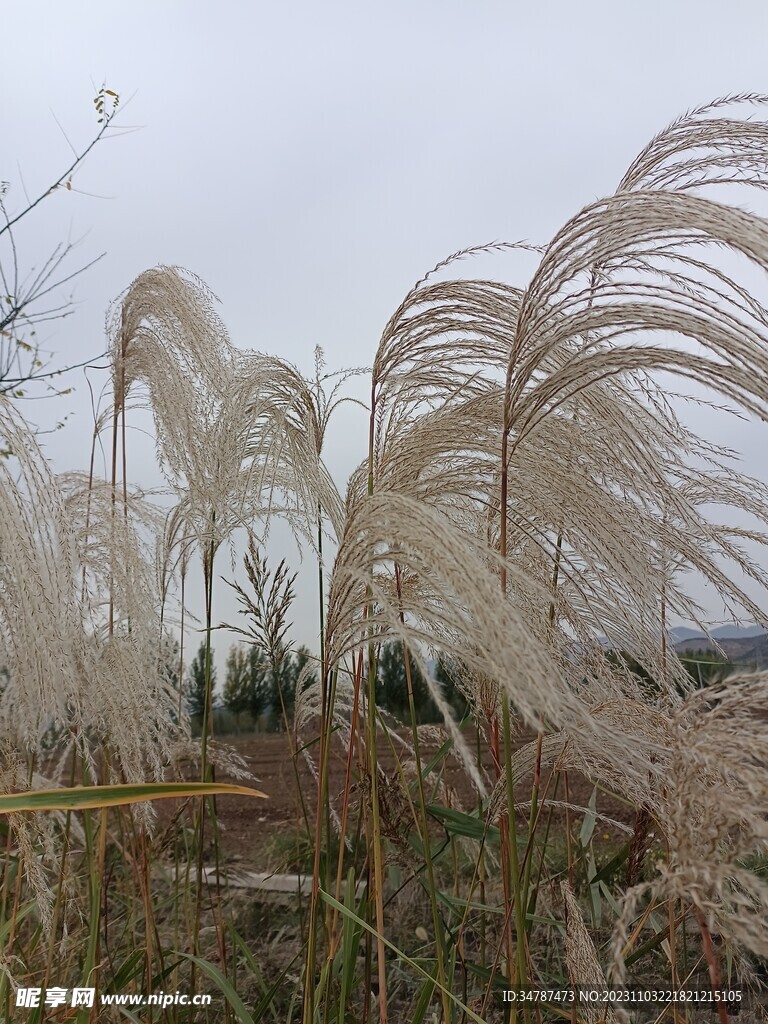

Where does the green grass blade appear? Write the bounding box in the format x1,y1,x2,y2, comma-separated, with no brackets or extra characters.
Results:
591,840,630,884
319,889,487,1024
340,868,365,1013
172,951,256,1024
411,966,438,1024
230,926,281,1021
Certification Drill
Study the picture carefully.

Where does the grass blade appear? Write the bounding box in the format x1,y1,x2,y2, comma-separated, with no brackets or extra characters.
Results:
319,888,487,1024
0,782,267,814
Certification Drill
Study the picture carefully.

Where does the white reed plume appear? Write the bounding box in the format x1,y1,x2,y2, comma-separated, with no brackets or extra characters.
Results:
59,472,165,627
233,348,347,545
325,491,662,792
656,674,768,954
349,99,768,710
561,881,617,1024
0,399,182,781
109,265,233,412
610,672,768,989
108,265,246,556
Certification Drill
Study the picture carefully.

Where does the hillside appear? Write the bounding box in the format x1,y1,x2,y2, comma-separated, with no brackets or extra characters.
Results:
674,630,768,668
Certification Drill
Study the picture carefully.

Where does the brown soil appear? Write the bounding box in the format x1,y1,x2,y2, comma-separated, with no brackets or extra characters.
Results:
170,728,634,869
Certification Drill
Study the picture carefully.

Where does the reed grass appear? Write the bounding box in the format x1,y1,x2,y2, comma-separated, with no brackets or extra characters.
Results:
2,97,768,1023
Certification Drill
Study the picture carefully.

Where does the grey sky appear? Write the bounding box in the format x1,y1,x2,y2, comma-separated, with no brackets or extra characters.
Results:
4,0,768,658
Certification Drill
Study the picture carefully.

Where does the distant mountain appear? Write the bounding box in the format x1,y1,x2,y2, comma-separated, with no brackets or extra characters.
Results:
674,630,768,668
710,624,767,640
595,625,768,667
670,626,706,643
670,624,767,643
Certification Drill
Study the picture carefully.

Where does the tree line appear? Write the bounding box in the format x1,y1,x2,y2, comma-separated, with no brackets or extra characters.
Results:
184,641,316,732
184,641,470,733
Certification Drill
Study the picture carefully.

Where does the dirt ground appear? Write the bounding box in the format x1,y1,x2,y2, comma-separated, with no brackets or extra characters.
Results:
172,727,633,869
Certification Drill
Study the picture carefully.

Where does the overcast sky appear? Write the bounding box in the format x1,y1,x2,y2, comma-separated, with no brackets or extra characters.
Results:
4,0,768,659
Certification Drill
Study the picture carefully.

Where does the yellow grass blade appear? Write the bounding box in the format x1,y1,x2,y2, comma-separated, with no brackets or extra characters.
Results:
0,782,267,813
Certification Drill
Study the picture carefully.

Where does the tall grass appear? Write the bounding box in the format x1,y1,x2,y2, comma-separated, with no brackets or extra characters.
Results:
2,96,768,1023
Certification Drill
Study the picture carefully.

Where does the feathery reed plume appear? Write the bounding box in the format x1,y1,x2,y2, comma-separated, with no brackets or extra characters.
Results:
609,670,768,1016
233,348,351,545
326,491,663,794
562,882,616,1024
108,265,233,412
352,97,768,719
656,674,768,954
0,399,182,781
316,97,768,1013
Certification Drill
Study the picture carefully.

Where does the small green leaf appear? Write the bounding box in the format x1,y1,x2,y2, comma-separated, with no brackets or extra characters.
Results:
592,841,630,883
426,803,501,842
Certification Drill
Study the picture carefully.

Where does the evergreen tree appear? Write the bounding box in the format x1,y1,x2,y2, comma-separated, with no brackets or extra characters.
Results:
247,646,273,722
223,645,250,730
376,642,438,723
185,642,215,721
269,647,304,730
